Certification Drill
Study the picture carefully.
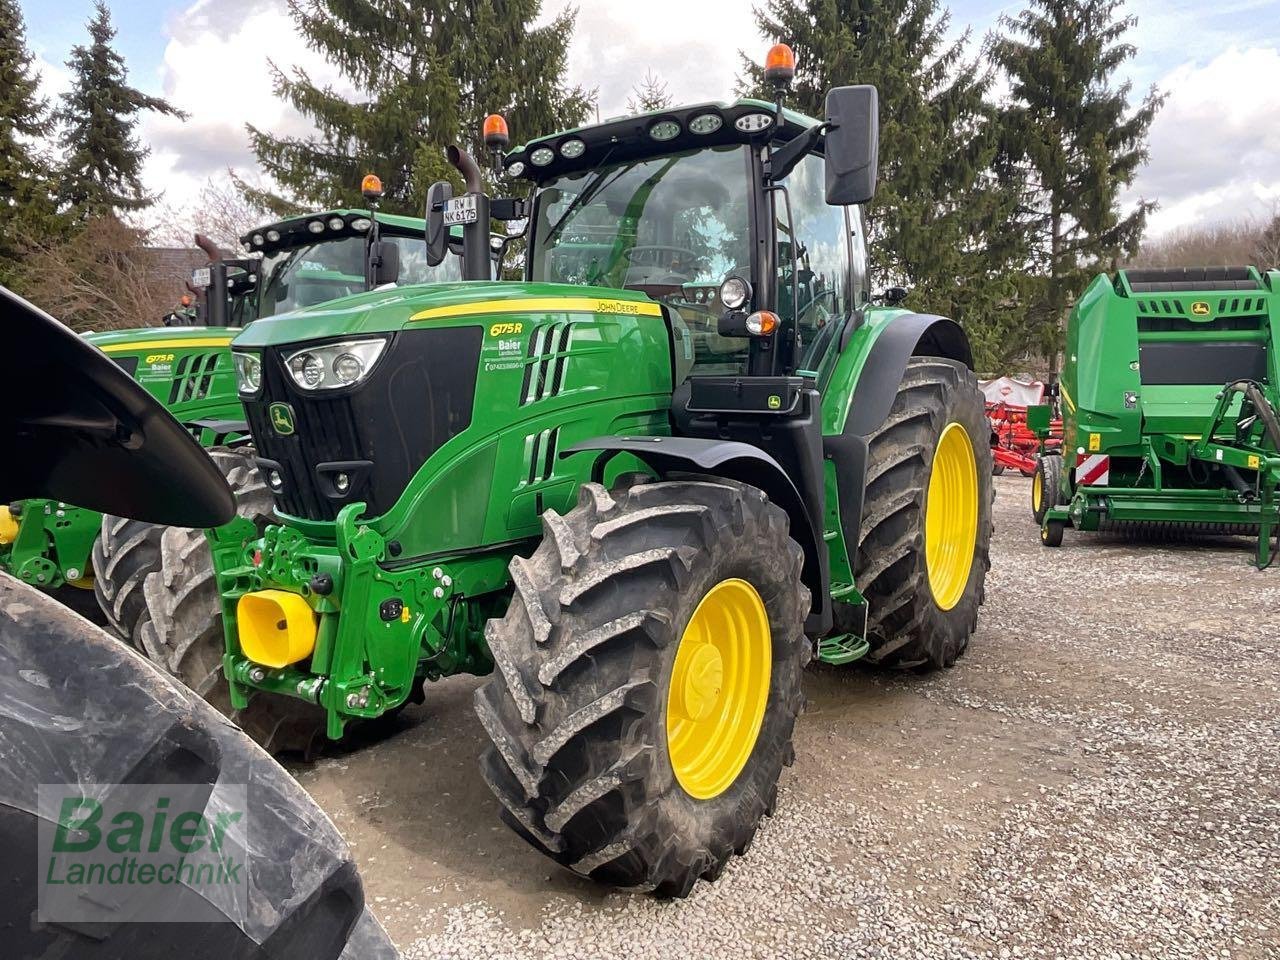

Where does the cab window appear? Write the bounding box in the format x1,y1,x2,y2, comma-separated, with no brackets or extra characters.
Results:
529,145,753,377
774,153,851,372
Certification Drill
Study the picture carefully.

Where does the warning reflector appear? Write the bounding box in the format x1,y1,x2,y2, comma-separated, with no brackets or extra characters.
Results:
1076,453,1110,486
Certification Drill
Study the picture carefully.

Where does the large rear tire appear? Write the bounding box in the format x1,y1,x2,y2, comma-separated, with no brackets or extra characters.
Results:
91,517,162,648
857,357,993,670
139,446,325,757
476,478,810,896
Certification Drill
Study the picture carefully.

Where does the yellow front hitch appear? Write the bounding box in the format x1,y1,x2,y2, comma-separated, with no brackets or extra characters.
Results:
0,506,19,546
237,589,318,669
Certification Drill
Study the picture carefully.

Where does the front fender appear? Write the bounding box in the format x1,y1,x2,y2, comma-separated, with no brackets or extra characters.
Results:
563,435,830,636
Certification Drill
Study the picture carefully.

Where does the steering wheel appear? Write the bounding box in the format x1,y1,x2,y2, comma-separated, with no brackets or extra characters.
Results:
624,245,701,270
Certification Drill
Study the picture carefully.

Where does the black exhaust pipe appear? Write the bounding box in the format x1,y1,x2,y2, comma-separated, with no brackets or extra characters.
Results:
447,145,491,281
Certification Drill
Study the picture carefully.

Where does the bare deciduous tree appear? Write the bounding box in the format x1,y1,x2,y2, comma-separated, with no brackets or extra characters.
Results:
22,216,175,331
150,169,271,253
1133,207,1280,271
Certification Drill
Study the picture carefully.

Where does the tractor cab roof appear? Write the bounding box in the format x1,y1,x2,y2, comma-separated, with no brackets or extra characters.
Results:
504,98,824,185
241,209,427,257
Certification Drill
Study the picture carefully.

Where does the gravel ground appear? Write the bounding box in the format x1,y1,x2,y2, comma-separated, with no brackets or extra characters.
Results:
292,474,1280,959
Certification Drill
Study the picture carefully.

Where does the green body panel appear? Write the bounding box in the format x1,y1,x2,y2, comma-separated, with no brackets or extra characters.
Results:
217,282,680,733
1,209,438,591
1044,267,1280,564
817,305,912,435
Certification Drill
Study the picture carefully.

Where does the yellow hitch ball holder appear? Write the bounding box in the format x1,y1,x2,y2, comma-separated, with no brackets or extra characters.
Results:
237,589,318,669
0,506,18,545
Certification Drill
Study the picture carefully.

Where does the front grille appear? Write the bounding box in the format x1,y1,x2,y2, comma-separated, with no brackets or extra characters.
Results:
168,351,225,404
245,327,483,520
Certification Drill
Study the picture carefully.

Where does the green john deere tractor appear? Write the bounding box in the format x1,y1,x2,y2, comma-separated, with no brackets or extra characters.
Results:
140,67,993,895
1032,266,1280,567
0,202,459,644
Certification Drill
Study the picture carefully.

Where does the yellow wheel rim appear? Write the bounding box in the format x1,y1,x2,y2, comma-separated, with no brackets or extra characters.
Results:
1032,471,1043,512
666,578,771,800
925,422,979,611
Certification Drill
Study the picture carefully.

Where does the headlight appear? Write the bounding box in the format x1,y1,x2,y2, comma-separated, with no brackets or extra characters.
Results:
284,338,388,391
720,276,752,310
233,351,262,394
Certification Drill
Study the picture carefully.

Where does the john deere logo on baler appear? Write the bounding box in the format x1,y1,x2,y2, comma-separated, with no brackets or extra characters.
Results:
269,402,296,436
1191,301,1211,316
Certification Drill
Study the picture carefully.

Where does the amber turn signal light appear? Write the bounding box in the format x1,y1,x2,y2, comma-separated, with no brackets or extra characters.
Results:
746,310,780,336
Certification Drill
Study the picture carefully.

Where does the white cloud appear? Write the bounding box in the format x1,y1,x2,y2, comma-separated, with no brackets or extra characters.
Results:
134,0,766,226
137,0,353,225
1131,45,1280,236
553,0,764,120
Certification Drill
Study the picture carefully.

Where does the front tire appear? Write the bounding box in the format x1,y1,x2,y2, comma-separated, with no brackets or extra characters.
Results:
857,357,993,670
139,446,325,757
92,517,163,648
1032,454,1062,524
476,478,809,896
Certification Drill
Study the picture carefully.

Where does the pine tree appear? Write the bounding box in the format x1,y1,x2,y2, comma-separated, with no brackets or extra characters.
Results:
249,0,594,216
627,70,672,113
55,2,186,220
0,0,61,289
990,0,1163,363
740,0,1032,372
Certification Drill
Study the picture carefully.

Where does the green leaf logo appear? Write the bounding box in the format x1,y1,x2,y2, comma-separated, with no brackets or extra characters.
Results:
269,402,296,436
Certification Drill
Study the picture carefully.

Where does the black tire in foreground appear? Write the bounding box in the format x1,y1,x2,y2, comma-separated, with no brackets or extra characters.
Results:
92,516,163,648
857,357,994,671
476,478,810,896
139,446,326,757
1032,453,1063,525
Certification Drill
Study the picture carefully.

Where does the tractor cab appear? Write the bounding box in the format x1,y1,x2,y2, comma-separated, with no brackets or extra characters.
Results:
198,199,465,328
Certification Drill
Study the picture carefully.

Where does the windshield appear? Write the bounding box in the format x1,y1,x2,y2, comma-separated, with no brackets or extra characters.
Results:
255,233,460,318
529,145,752,374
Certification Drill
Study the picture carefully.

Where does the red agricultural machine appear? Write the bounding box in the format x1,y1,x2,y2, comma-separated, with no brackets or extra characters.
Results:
982,376,1062,476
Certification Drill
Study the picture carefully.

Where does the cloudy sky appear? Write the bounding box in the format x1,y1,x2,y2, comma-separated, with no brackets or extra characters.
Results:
19,0,1280,238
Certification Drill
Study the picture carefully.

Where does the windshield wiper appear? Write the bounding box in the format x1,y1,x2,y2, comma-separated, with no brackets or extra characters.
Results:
543,147,628,245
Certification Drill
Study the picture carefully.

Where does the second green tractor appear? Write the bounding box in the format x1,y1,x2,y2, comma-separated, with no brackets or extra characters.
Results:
136,65,993,895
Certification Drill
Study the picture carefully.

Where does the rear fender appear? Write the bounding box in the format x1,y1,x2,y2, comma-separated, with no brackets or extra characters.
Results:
819,311,973,555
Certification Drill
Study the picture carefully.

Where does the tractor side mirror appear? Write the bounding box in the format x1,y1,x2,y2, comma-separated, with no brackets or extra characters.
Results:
371,239,400,286
823,85,879,205
424,180,454,267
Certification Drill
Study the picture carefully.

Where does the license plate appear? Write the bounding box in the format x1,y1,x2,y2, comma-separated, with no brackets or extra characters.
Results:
190,267,211,288
443,195,478,226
